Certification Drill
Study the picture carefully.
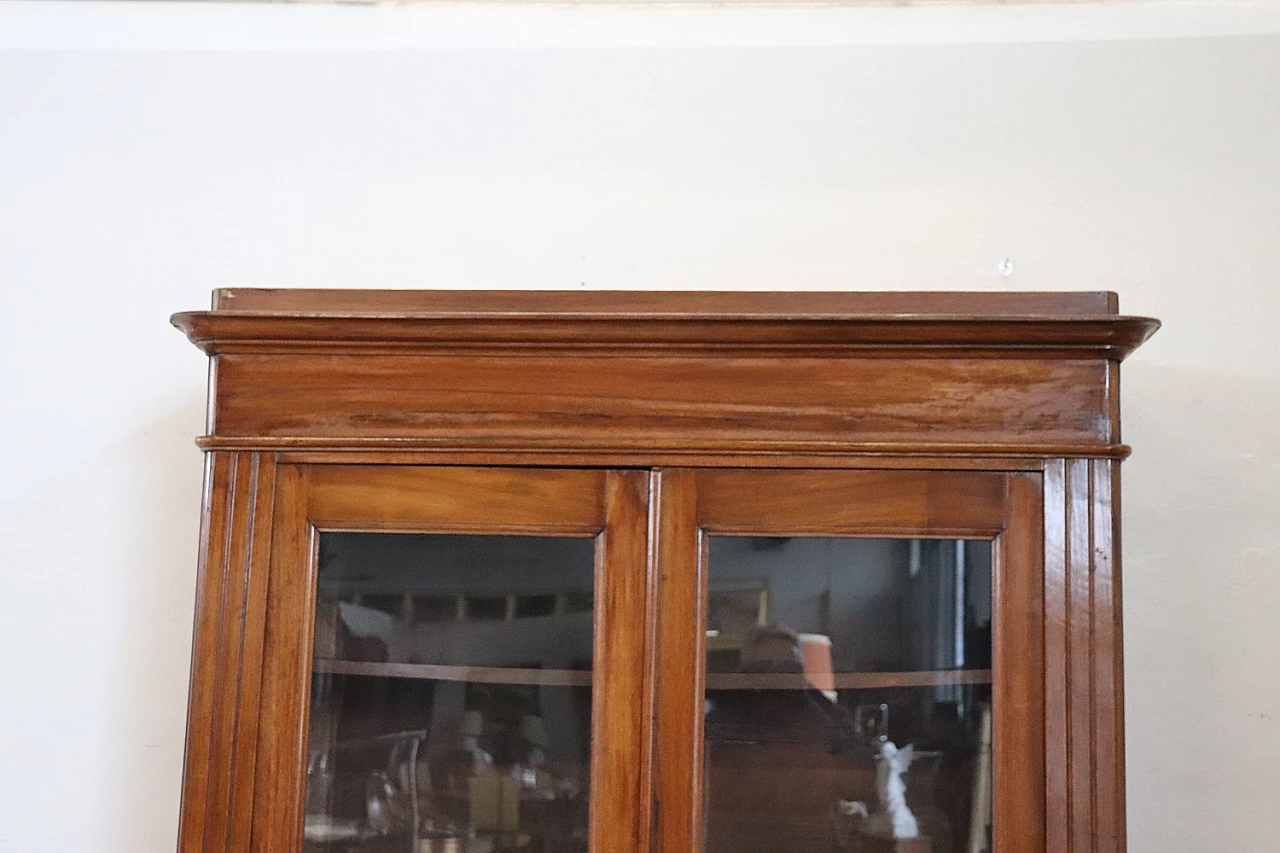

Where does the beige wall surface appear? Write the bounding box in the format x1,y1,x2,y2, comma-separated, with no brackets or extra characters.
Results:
0,9,1277,853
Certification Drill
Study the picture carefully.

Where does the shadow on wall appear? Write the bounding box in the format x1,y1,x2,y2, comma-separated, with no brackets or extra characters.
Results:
1121,362,1280,852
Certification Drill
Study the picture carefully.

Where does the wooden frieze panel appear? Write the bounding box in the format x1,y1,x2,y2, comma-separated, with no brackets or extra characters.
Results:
206,353,1114,455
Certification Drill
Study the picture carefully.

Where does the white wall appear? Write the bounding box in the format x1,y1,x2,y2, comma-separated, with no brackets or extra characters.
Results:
1,4,1278,852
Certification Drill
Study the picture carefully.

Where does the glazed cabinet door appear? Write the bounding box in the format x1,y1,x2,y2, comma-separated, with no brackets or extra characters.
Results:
237,464,652,853
650,469,1046,853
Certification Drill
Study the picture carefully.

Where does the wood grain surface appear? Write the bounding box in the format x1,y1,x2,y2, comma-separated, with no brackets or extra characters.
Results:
650,470,704,853
994,472,1048,853
207,353,1114,454
696,468,1007,536
210,288,1120,316
590,471,656,853
172,290,1153,853
177,452,276,853
175,313,1157,360
305,465,606,533
1041,459,1128,853
251,462,311,853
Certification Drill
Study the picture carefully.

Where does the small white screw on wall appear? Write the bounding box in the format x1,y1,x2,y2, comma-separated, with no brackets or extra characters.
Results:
998,258,1015,278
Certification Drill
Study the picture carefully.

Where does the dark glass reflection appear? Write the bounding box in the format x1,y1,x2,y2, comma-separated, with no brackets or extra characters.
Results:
305,534,594,853
703,537,994,853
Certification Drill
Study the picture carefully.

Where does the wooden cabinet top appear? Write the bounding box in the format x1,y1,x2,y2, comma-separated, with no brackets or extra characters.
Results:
172,290,1158,461
173,289,1158,360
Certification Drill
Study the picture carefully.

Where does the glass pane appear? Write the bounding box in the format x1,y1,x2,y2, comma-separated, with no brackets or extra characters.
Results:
306,533,595,853
703,538,994,853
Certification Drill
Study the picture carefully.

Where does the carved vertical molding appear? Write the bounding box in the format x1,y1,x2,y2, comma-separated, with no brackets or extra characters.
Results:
178,451,277,853
1066,460,1094,853
1044,458,1125,853
251,462,313,853
1043,459,1069,853
1092,460,1125,853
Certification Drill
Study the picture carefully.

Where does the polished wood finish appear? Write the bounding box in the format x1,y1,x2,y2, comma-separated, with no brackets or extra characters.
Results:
223,441,1133,463
173,290,1155,853
178,452,276,853
696,469,1007,537
252,462,311,853
651,469,704,853
1042,459,1128,853
995,473,1047,853
174,291,1157,461
210,288,1119,315
591,471,656,853
174,312,1156,360
305,464,606,533
203,354,1115,455
1096,461,1127,853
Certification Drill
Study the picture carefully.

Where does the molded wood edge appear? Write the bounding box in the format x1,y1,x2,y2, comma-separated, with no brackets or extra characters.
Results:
172,312,1159,360
193,435,1134,460
211,289,1122,316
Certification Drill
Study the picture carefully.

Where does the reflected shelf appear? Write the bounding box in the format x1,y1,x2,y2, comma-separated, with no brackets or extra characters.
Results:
706,669,992,691
313,658,989,690
313,657,593,686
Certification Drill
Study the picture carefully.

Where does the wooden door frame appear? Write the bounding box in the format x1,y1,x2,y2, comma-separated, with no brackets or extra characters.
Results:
178,456,1124,853
179,461,655,853
650,467,1052,853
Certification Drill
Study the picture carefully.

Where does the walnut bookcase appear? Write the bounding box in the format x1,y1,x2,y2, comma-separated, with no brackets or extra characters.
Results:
172,290,1158,853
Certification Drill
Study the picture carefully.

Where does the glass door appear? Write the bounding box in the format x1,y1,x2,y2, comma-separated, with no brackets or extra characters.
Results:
652,469,1045,853
254,466,652,853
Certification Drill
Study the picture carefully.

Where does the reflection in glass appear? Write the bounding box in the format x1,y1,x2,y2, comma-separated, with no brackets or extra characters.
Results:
305,534,594,853
703,538,994,853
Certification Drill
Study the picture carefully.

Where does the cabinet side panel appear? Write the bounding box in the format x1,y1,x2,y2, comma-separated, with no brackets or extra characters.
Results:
252,464,314,853
1043,461,1069,853
227,457,278,851
1044,459,1125,853
212,354,1112,451
178,452,232,853
178,452,276,853
1092,461,1125,853
1066,461,1095,853
201,453,256,853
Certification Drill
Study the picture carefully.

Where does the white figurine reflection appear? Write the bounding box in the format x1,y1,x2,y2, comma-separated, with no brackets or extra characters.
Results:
861,741,921,840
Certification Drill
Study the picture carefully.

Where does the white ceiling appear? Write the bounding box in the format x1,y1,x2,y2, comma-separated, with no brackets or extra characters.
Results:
3,0,1280,50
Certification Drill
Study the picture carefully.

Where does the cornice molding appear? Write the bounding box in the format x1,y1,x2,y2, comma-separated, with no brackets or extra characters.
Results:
172,311,1159,361
194,435,1132,460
